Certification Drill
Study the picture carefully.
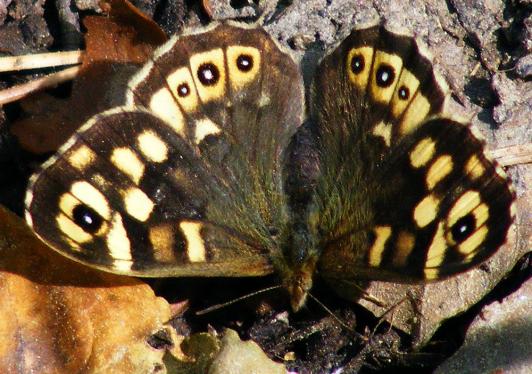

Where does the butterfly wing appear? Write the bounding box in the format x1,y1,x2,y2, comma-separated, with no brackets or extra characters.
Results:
311,25,515,283
25,23,304,277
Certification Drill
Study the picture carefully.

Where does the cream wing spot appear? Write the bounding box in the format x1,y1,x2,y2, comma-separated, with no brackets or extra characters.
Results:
111,148,145,184
370,51,402,103
425,222,446,278
458,225,488,257
447,190,481,228
149,88,186,135
189,49,226,103
68,145,96,170
138,131,168,163
56,212,93,244
180,221,206,263
106,213,132,271
149,224,176,263
166,66,199,112
393,231,415,267
226,45,261,90
122,187,154,222
372,121,392,147
472,202,489,228
399,93,430,135
257,93,270,107
391,68,420,118
346,46,373,89
195,118,221,144
71,181,111,221
409,138,436,168
465,154,485,180
413,194,440,228
426,154,453,190
369,226,392,266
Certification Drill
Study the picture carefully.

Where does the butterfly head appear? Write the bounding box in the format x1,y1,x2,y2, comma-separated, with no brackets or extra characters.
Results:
283,257,317,312
280,223,320,311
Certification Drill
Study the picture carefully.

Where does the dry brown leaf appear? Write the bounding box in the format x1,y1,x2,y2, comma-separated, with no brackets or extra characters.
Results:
86,0,167,64
11,0,167,154
0,205,171,373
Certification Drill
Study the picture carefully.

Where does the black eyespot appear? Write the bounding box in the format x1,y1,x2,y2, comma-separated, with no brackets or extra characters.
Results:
451,214,476,243
350,54,365,74
376,64,395,87
197,63,219,86
72,204,103,233
236,54,253,72
177,83,190,97
398,86,410,100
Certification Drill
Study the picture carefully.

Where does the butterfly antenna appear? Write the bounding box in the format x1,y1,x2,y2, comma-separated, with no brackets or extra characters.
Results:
195,285,282,316
307,293,363,338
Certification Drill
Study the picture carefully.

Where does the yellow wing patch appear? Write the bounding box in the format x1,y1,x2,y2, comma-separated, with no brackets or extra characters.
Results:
370,51,402,104
447,190,481,228
393,231,415,267
409,137,436,168
149,224,177,263
180,221,206,263
426,154,453,190
56,182,111,245
390,68,420,118
369,226,392,266
425,222,446,278
372,121,392,147
194,118,222,144
111,147,145,185
399,93,430,135
189,48,226,103
56,212,93,244
137,131,168,163
67,145,96,170
226,45,261,90
465,154,486,180
122,187,154,222
346,46,373,90
413,194,440,228
149,88,186,136
166,66,199,112
70,181,111,221
106,213,132,271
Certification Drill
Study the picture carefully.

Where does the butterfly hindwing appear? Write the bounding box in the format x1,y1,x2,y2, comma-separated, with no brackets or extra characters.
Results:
317,117,514,282
25,110,273,275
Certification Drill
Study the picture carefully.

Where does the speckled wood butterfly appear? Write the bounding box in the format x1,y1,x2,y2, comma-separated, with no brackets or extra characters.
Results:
25,22,515,311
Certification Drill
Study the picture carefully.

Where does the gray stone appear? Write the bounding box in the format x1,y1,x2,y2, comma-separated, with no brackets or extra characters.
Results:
435,277,532,374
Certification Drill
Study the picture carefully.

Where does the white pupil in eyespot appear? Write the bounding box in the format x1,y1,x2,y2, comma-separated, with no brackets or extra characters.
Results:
203,69,214,80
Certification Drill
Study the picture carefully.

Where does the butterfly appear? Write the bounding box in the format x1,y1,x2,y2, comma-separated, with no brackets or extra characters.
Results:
24,22,515,311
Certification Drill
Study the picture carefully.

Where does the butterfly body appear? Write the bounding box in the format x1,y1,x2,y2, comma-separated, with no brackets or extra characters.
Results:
24,22,515,311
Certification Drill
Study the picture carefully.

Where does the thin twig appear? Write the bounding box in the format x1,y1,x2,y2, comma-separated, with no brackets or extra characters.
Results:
490,143,532,166
0,66,80,105
0,50,83,72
